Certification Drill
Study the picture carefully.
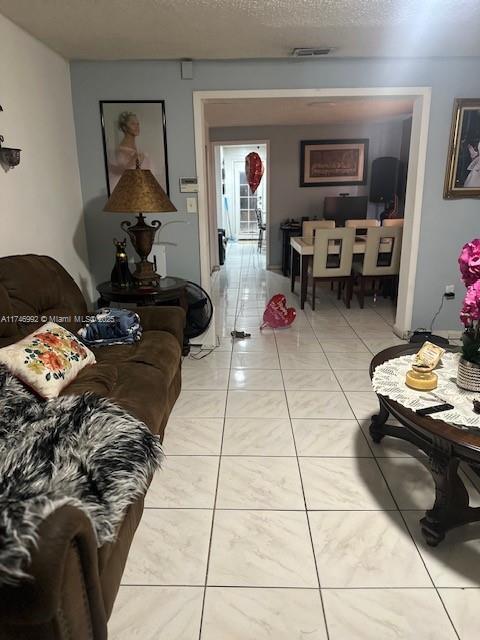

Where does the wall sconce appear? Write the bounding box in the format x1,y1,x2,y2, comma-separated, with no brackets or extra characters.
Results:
0,105,21,173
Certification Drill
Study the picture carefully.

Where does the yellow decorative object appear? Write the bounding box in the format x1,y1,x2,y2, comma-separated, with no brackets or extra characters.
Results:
405,341,445,391
405,368,438,391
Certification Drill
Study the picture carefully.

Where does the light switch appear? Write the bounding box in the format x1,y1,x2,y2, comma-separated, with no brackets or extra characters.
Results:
186,197,197,213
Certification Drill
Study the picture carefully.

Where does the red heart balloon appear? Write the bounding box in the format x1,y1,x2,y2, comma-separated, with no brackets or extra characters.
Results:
261,294,297,329
245,151,264,194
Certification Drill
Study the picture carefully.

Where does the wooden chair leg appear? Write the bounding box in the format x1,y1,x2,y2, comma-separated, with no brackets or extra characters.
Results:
337,281,342,300
311,278,316,311
346,277,353,309
358,275,365,309
330,281,334,291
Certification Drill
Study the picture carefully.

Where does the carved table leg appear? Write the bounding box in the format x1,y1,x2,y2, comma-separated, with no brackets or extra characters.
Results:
421,449,480,546
369,402,389,443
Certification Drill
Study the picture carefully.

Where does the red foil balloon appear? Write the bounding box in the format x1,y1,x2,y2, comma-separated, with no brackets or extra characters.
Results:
261,294,296,329
245,152,264,194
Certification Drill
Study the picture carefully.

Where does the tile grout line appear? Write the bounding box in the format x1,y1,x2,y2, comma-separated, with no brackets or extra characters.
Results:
198,240,259,640
196,312,234,640
178,246,461,638
275,328,332,640
305,288,462,639
335,294,462,639
329,356,462,640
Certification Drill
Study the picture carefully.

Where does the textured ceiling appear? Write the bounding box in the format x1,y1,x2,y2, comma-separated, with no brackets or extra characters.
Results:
1,0,480,60
205,96,414,127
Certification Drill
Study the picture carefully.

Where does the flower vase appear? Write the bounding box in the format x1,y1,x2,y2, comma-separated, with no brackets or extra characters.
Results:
457,356,480,392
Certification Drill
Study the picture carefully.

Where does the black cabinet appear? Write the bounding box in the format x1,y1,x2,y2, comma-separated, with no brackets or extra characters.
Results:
280,223,302,277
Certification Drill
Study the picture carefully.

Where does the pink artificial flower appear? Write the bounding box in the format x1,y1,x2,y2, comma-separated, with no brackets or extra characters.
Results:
459,239,480,286
460,280,480,326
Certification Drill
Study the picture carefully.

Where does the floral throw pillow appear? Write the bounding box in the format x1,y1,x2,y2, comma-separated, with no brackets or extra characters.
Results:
0,322,96,399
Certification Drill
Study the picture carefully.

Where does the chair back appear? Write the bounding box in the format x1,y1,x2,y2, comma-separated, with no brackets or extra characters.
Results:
303,219,335,239
361,226,403,276
255,209,263,228
382,218,404,227
346,219,380,231
312,227,355,278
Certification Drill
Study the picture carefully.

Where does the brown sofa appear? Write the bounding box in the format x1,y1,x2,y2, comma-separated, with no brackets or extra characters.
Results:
0,255,185,640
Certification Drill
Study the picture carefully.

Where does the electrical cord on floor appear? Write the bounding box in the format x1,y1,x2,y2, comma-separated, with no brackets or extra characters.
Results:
231,240,257,340
410,292,450,347
187,336,220,360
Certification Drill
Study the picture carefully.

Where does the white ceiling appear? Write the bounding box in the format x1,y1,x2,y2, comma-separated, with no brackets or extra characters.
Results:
205,96,414,127
1,0,480,60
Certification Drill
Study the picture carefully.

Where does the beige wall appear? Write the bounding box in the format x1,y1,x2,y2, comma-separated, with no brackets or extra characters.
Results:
0,14,92,301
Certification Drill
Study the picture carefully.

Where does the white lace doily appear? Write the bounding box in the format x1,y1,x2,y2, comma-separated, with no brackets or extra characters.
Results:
372,352,480,428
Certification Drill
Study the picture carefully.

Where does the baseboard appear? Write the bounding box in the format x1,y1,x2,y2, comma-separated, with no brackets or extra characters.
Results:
394,326,463,341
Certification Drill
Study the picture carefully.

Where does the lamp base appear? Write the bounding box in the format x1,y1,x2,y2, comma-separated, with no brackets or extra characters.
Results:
120,213,162,287
133,259,161,287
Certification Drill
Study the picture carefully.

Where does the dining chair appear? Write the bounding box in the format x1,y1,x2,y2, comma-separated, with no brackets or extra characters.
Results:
310,227,355,310
345,219,380,233
345,218,380,240
302,219,335,239
382,218,404,227
353,226,403,308
255,209,266,252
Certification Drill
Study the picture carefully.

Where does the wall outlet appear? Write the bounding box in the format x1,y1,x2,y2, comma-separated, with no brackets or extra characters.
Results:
444,284,455,299
186,197,197,213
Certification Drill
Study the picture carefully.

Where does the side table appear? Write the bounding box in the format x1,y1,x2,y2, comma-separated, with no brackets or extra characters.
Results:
97,277,189,355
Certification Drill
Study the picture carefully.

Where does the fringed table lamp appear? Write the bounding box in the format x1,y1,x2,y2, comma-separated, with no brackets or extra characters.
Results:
103,159,177,286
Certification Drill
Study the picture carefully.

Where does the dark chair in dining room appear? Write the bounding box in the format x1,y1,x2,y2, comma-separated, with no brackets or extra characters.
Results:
255,209,266,252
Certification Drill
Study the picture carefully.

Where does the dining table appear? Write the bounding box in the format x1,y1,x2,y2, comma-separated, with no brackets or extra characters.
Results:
290,235,391,309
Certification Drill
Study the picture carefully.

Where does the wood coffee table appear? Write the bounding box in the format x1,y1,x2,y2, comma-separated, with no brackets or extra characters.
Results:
370,344,480,546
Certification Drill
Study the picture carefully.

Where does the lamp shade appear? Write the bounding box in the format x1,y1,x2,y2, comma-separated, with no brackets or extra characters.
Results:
103,167,177,213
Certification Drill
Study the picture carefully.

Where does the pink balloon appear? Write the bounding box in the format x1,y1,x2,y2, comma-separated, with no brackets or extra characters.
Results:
261,294,296,329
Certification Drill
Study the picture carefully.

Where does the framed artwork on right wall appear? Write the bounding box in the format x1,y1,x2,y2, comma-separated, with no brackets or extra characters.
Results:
444,98,480,198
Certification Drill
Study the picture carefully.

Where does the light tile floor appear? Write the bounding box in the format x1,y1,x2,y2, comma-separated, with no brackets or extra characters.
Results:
109,241,480,639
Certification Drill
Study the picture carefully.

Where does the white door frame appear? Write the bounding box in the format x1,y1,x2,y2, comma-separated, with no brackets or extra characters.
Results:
194,87,432,341
210,139,270,265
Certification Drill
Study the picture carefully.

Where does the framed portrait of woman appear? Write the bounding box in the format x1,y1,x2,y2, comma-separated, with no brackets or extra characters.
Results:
99,100,170,196
444,98,480,198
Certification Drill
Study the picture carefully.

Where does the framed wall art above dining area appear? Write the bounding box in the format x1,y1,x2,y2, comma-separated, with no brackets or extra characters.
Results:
300,138,369,187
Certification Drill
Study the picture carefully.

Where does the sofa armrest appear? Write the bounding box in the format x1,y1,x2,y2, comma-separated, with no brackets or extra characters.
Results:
135,306,185,347
0,505,107,640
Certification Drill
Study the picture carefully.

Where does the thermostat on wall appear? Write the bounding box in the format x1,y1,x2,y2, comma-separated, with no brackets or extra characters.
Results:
179,177,198,193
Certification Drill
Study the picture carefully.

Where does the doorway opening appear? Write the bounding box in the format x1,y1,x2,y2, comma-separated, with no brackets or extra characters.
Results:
195,88,431,347
214,142,268,268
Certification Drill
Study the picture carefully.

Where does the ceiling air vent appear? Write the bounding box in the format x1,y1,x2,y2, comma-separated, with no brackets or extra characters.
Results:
291,47,333,57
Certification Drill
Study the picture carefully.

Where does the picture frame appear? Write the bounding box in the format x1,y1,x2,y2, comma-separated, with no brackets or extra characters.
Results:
99,100,170,196
444,98,480,199
300,138,369,187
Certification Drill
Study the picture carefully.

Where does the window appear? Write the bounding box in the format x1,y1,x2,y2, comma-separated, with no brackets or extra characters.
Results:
238,171,260,237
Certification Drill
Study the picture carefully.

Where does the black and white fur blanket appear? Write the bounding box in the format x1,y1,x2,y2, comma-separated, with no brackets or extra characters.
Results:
0,365,163,586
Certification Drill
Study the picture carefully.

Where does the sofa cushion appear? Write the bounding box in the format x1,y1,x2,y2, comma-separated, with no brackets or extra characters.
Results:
0,255,88,340
0,323,96,399
61,330,181,435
